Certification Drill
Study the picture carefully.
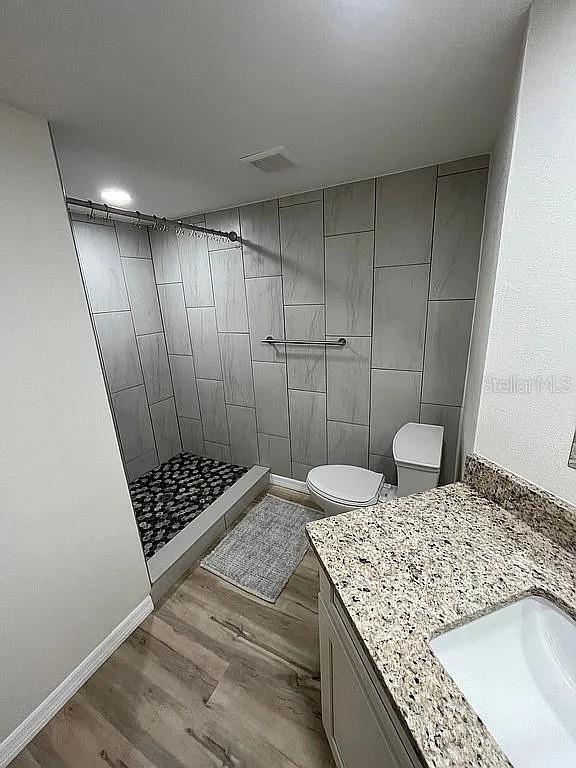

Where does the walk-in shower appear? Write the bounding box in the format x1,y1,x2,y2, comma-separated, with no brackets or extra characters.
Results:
69,201,268,596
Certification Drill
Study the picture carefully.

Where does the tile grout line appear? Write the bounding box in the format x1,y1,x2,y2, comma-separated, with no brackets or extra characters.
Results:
367,177,377,467
418,167,439,422
152,230,186,458
275,197,296,475
118,227,162,466
322,186,328,469
189,251,213,452
275,197,291,474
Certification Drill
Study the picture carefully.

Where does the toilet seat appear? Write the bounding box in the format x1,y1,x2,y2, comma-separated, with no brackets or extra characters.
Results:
307,465,383,507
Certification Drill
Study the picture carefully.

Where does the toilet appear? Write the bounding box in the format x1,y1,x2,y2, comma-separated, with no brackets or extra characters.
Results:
306,422,444,516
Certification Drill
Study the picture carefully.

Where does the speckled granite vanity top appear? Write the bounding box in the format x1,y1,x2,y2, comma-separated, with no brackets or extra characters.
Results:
306,455,576,768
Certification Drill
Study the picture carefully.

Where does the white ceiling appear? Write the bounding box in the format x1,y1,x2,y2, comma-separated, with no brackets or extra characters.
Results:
1,0,529,217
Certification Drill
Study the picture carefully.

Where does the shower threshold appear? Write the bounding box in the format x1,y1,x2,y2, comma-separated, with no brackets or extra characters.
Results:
129,452,269,599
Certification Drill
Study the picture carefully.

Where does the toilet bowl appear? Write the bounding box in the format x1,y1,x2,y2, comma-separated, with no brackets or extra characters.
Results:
306,422,444,516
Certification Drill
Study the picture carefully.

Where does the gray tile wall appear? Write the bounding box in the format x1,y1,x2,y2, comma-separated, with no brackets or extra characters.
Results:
183,155,487,484
74,153,488,486
73,217,183,481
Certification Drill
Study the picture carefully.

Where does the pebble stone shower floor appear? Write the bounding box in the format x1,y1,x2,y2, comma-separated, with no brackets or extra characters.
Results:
128,452,248,559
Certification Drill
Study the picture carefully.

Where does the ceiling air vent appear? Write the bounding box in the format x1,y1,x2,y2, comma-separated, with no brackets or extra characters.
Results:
240,146,299,173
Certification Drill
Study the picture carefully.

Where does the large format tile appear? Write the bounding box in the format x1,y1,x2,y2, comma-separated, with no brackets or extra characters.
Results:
178,233,214,307
197,379,229,444
122,258,162,335
279,189,323,207
73,220,129,312
280,201,324,305
126,449,159,482
111,385,155,462
289,390,327,466
326,336,371,425
252,361,289,437
325,231,373,335
324,179,375,235
292,461,314,481
150,398,182,463
205,208,241,250
368,454,397,485
240,200,281,278
438,154,489,176
219,333,255,407
149,229,182,284
258,433,291,476
169,354,200,419
210,248,248,332
420,403,461,485
327,421,369,468
430,169,488,299
422,300,474,406
204,442,232,462
245,276,285,362
374,166,436,267
94,311,142,393
179,417,205,455
284,305,326,392
227,405,259,467
369,369,421,456
115,222,151,259
157,283,191,355
137,332,173,404
186,307,222,379
372,264,429,370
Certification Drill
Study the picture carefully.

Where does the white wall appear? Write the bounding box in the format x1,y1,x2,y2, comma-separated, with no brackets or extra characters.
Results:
0,103,150,741
460,27,525,464
471,0,576,504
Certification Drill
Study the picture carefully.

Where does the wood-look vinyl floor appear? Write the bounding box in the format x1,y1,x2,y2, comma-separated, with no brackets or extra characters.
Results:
12,487,335,768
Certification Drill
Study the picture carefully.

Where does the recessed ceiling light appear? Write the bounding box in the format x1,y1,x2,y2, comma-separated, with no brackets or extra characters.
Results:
100,187,133,207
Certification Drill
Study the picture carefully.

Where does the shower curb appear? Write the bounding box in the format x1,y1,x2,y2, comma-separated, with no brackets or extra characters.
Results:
149,465,270,601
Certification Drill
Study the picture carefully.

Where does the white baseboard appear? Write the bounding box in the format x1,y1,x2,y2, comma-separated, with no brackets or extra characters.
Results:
270,473,309,493
0,595,154,767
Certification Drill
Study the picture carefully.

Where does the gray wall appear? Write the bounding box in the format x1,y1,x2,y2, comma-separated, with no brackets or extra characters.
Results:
461,40,524,470
74,156,488,486
190,156,488,485
1,103,150,742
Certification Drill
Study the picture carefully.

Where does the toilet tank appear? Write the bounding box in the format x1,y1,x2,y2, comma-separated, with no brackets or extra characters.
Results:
393,423,444,497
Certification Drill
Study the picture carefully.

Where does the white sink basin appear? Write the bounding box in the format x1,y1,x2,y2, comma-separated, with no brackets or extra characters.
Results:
430,596,576,768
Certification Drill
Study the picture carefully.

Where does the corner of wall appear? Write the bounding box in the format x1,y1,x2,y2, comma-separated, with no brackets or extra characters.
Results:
457,21,528,477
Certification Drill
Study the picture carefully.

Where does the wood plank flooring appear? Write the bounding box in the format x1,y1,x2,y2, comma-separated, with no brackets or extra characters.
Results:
11,487,335,768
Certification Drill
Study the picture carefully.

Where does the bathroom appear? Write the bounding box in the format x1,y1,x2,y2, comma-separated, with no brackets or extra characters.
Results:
1,1,576,768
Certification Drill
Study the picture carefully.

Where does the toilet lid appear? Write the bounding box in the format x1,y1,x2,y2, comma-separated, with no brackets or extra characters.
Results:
307,465,383,505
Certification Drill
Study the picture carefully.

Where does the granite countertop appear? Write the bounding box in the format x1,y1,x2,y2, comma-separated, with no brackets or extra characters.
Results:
306,459,576,768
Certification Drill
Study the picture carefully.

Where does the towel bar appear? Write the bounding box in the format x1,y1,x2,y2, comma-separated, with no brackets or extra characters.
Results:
262,336,346,346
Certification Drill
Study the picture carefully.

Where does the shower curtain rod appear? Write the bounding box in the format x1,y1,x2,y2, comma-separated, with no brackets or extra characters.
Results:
65,196,239,242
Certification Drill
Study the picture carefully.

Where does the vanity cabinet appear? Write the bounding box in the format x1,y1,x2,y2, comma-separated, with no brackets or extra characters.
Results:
318,566,424,768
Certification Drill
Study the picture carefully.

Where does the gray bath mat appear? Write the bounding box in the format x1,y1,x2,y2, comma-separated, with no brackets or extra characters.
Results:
201,494,322,602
